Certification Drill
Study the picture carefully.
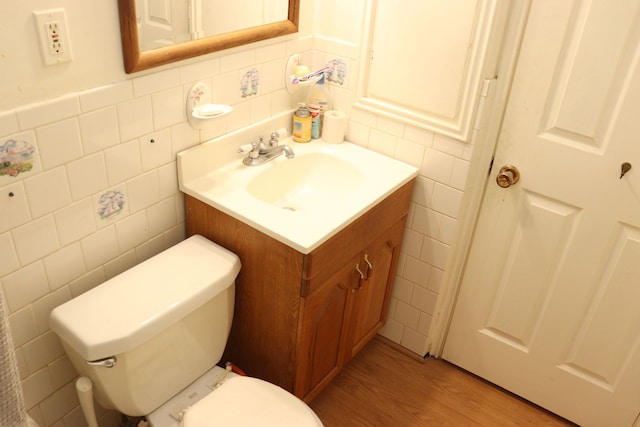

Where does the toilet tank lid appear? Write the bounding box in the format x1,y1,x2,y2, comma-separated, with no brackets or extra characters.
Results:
49,235,240,361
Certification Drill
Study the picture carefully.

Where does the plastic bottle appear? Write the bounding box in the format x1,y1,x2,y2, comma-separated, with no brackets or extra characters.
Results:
307,75,331,136
292,103,312,143
309,104,320,139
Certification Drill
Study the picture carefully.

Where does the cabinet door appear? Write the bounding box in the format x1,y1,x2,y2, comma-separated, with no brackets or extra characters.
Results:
295,256,358,400
348,219,406,359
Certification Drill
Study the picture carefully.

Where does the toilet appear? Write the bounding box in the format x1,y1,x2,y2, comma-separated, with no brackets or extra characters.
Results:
49,235,323,427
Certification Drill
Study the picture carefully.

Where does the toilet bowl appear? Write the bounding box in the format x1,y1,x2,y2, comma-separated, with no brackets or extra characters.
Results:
49,235,323,427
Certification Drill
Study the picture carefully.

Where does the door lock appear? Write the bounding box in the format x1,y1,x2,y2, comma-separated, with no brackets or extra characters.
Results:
496,165,520,188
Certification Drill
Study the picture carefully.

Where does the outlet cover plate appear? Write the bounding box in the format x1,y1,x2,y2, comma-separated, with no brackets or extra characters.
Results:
33,9,72,66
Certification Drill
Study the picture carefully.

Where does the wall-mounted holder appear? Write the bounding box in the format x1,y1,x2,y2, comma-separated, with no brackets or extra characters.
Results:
187,82,232,129
285,54,325,94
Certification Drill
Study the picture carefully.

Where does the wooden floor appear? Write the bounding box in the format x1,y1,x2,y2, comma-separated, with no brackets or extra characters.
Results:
310,337,577,426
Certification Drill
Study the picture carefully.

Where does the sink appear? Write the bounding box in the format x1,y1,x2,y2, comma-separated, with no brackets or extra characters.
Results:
177,114,418,253
246,152,365,212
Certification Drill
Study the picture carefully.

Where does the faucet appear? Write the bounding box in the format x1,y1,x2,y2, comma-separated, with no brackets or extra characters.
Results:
239,132,295,166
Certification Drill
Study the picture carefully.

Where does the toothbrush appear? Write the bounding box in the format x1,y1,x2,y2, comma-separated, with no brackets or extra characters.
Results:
291,67,331,85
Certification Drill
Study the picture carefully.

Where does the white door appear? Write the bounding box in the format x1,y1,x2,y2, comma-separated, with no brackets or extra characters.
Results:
136,0,190,50
443,1,640,426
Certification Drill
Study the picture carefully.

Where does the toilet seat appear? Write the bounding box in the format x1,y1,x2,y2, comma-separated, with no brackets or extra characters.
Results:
181,376,323,426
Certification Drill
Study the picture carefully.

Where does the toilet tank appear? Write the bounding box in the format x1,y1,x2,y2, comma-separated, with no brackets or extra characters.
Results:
50,235,241,416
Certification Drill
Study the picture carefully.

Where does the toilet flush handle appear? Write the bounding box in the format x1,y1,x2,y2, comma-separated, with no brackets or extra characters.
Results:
86,356,117,368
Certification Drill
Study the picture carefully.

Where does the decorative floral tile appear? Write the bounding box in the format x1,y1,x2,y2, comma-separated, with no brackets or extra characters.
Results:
0,132,41,184
94,185,128,227
240,68,260,98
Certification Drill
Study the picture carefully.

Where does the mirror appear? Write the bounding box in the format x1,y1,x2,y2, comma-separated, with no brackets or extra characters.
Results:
118,0,300,73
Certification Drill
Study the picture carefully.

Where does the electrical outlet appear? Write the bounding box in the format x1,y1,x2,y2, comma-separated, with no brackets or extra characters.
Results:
34,9,72,66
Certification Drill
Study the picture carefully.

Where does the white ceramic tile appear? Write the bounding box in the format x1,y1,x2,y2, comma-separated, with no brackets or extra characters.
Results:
32,286,71,333
400,228,423,259
175,195,185,223
35,118,83,170
135,234,166,263
0,110,19,137
220,50,255,73
378,319,404,344
431,183,463,218
126,170,160,213
40,382,77,426
117,96,153,141
345,120,370,147
68,267,106,298
226,102,252,133
256,42,286,63
17,95,80,130
259,59,285,94
43,243,86,291
212,72,241,105
433,133,465,157
271,89,291,113
24,167,71,218
438,215,458,246
400,327,427,356
170,122,199,157
115,210,149,252
417,313,433,336
152,87,184,130
179,58,221,84
1,262,49,312
410,205,441,238
401,255,432,288
8,306,38,347
393,300,420,329
376,116,405,137
104,140,142,185
410,286,438,315
133,69,180,97
410,176,434,208
54,198,97,246
163,224,186,248
140,128,172,171
404,125,435,147
147,197,177,237
78,107,120,154
66,153,108,201
427,267,444,294
350,109,377,128
0,232,19,276
368,129,396,157
22,330,65,374
103,250,137,280
419,237,451,270
450,158,470,190
48,356,76,390
158,162,179,198
394,138,425,168
12,215,60,266
80,225,120,271
21,368,54,409
15,348,27,379
79,81,132,113
250,95,272,123
390,276,414,304
422,147,454,184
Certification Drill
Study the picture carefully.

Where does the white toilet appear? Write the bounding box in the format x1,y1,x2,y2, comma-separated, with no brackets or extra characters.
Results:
49,235,323,427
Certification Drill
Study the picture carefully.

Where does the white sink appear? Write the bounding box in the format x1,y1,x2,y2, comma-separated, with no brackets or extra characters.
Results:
178,116,418,254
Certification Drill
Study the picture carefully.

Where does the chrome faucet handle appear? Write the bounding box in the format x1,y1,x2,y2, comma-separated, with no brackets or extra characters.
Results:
268,132,280,147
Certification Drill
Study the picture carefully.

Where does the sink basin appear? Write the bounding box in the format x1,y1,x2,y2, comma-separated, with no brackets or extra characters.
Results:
246,152,365,212
178,115,418,253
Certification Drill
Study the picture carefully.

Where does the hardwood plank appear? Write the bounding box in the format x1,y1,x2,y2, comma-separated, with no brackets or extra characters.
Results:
310,337,577,426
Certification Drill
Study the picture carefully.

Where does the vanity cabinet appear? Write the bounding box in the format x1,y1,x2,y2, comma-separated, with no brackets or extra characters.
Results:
184,179,414,402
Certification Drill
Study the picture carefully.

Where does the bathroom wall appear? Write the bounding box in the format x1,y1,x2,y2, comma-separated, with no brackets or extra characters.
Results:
1,1,475,426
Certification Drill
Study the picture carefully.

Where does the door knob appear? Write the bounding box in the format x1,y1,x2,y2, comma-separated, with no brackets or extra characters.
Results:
496,165,520,188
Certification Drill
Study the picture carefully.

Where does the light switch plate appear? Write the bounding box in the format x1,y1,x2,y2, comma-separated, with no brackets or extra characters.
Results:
33,9,72,66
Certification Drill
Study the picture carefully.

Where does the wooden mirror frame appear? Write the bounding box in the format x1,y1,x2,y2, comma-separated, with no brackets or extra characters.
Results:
118,0,300,74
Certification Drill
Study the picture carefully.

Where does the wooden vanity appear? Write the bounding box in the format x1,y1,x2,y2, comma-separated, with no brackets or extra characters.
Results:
185,179,414,402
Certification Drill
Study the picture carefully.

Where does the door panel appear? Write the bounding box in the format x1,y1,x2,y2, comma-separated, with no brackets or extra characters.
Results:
443,1,640,425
